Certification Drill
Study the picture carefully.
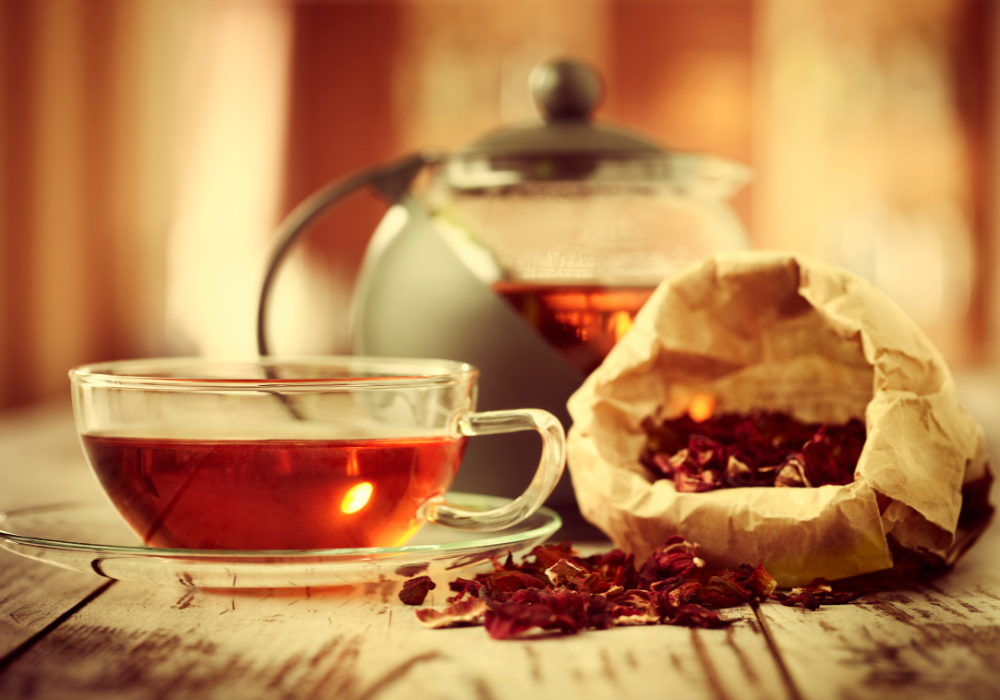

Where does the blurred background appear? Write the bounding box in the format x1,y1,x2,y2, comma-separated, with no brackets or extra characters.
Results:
0,0,997,411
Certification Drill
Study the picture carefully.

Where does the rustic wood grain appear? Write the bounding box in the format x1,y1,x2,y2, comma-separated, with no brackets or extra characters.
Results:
757,519,1000,700
0,402,113,658
0,571,791,700
0,553,111,659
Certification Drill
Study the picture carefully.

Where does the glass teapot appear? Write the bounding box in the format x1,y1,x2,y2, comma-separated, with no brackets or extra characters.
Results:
257,59,750,517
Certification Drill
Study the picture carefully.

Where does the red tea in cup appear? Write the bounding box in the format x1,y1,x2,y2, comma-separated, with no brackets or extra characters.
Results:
82,433,466,550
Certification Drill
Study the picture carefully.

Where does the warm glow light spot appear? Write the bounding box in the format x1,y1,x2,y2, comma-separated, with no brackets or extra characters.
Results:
610,311,634,341
688,395,716,423
341,482,373,514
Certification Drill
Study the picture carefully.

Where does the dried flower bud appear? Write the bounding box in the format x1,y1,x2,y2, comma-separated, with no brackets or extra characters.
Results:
398,575,436,606
739,563,777,600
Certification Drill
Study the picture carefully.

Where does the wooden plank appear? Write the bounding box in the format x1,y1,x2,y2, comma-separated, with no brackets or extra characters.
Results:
0,552,110,658
0,566,791,700
758,521,1000,700
0,402,113,657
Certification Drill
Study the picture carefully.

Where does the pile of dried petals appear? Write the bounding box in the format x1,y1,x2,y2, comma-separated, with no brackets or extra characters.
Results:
640,411,865,492
402,536,866,640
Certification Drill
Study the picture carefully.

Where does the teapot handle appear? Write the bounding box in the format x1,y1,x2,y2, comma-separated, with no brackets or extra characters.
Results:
256,152,434,356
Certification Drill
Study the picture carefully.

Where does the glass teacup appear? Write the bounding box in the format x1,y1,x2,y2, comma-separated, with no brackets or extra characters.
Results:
69,357,565,551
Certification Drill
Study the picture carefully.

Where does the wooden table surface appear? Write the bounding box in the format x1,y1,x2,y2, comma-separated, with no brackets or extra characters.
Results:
0,399,998,700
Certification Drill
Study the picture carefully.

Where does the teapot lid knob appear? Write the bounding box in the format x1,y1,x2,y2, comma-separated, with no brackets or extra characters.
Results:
531,59,602,122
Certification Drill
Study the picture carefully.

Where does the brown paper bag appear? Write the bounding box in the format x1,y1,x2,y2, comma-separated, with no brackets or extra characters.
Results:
566,252,994,586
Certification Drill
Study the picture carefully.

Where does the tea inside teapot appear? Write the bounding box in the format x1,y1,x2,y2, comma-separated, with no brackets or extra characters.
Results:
420,60,750,372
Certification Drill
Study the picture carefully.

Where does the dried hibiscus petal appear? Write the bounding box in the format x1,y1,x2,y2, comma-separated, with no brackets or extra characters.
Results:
641,410,864,492
774,455,810,488
724,455,753,487
647,451,678,478
526,542,580,570
661,580,703,612
585,548,638,591
611,589,660,625
484,589,609,639
739,563,778,601
415,597,487,628
771,590,822,610
802,433,844,487
493,551,519,571
482,570,547,593
699,572,751,608
484,601,559,639
546,588,612,632
398,575,436,606
413,535,865,640
771,584,868,609
688,435,726,471
568,572,616,595
667,603,732,629
545,558,589,586
638,536,706,586
446,577,481,603
674,463,723,492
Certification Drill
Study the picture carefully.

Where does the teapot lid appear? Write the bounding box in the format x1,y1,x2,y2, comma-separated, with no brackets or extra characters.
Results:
445,59,750,194
458,59,664,158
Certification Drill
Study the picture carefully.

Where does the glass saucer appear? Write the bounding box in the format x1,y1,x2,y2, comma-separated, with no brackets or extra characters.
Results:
0,493,561,589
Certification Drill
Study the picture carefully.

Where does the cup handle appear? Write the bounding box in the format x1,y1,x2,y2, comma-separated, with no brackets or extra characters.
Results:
420,409,566,531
